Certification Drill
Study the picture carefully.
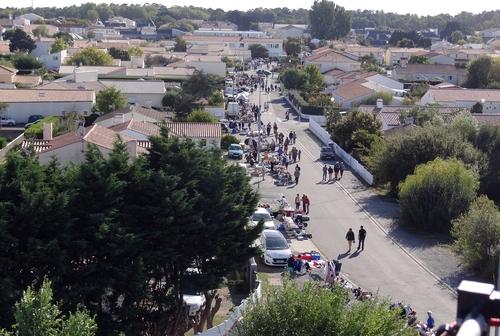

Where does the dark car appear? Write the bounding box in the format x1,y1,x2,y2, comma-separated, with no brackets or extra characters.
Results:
320,144,335,160
28,115,44,124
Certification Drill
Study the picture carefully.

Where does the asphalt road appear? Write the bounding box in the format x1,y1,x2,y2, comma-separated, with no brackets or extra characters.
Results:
248,87,457,324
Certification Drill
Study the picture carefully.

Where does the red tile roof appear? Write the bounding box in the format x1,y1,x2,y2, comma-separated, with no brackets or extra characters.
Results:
164,122,222,138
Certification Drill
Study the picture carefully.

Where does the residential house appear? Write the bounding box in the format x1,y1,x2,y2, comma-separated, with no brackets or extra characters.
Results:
193,29,266,38
106,16,136,29
442,48,492,67
430,40,455,51
304,49,361,73
16,13,44,23
162,122,222,149
480,28,500,41
13,75,42,88
342,45,385,64
32,38,68,71
100,80,166,108
365,30,391,46
94,105,169,128
384,48,427,66
420,88,500,113
269,24,308,39
488,39,500,50
119,67,194,81
23,24,59,36
421,52,455,65
58,65,124,77
89,28,121,40
419,29,441,42
391,64,467,85
198,21,238,31
175,55,226,77
0,41,11,55
0,88,95,123
0,65,16,83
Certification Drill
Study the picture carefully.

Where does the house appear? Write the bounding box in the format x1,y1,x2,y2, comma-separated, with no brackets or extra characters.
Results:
479,28,500,41
384,48,427,66
106,16,136,29
0,65,16,83
304,49,361,73
100,80,166,108
421,52,455,65
13,75,42,88
162,122,222,149
175,55,226,77
0,88,95,123
391,64,467,85
419,29,440,42
58,65,124,77
193,29,266,38
442,48,492,67
22,123,147,165
16,13,44,23
420,88,500,113
0,40,11,55
488,39,500,50
95,105,169,128
430,40,455,51
269,24,308,39
89,28,121,40
342,45,385,64
122,67,195,81
23,24,59,36
365,30,391,46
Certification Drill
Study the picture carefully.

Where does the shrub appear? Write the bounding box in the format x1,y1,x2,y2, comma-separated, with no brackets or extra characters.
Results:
221,134,239,150
452,196,500,280
0,137,7,149
162,91,179,108
208,90,224,107
363,91,393,105
24,116,60,139
399,158,479,233
186,109,218,123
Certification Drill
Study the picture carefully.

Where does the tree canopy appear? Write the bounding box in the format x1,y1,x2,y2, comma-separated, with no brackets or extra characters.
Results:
32,25,49,37
108,47,130,61
6,29,36,53
173,37,187,52
309,0,351,40
248,44,269,59
69,47,113,66
95,87,127,114
284,37,301,57
186,108,218,123
464,56,500,89
182,70,223,99
50,37,68,53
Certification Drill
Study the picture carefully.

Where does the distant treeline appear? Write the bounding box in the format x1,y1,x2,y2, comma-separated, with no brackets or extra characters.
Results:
1,3,500,33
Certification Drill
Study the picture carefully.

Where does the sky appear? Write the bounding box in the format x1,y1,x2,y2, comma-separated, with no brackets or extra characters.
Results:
4,0,500,16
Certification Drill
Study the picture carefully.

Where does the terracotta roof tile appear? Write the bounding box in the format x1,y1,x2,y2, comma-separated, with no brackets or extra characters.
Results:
164,122,222,138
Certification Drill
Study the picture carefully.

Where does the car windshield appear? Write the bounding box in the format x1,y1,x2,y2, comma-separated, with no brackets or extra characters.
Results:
253,212,271,222
266,235,288,250
229,145,241,150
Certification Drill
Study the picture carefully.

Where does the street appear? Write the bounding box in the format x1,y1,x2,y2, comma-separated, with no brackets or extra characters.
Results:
246,85,457,324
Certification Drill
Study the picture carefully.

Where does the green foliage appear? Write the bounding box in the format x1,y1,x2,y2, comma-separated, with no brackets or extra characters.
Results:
53,32,74,47
24,116,60,139
86,31,95,39
221,56,236,68
208,90,224,106
248,44,269,59
182,70,223,99
399,106,444,127
450,30,465,44
70,47,113,66
107,47,130,61
221,134,239,150
0,137,6,149
173,37,187,52
396,38,415,48
162,91,179,108
464,56,493,88
359,53,378,67
409,55,431,64
8,29,36,53
410,83,430,97
239,281,414,336
128,46,143,57
95,87,127,114
303,64,326,94
399,158,479,233
186,108,218,123
309,0,351,40
32,25,49,38
389,30,431,48
145,55,172,67
471,102,483,114
372,125,486,196
452,196,500,281
281,68,308,90
363,91,393,105
326,110,382,152
284,37,301,57
11,54,43,74
475,125,500,204
50,38,67,54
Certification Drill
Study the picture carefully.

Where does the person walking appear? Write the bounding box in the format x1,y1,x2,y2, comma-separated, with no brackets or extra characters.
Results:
426,311,435,330
289,131,293,144
266,122,271,136
291,147,297,162
358,226,367,250
322,164,328,181
339,161,345,179
293,131,297,144
346,228,355,252
302,194,310,214
328,166,333,181
294,167,300,184
334,161,340,180
298,149,301,161
294,193,301,211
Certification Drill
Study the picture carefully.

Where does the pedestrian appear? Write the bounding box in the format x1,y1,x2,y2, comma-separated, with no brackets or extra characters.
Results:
273,122,278,133
322,164,328,181
294,193,301,211
358,226,366,250
328,166,333,181
284,156,289,170
426,311,435,330
346,228,355,252
298,149,301,161
334,161,340,180
291,147,297,162
292,131,297,144
248,122,252,130
339,161,345,179
266,123,271,136
285,110,290,120
294,167,300,184
302,194,310,214
289,131,293,144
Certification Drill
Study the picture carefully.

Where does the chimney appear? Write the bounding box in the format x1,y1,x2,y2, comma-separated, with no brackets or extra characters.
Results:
113,113,125,125
43,122,53,140
376,98,383,109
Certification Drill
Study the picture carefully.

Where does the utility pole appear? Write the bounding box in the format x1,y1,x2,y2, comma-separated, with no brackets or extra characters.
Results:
496,257,500,336
257,78,263,182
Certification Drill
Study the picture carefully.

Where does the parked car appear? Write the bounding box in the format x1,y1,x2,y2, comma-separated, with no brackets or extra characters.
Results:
320,144,335,160
260,229,291,266
228,143,244,160
25,119,42,129
0,117,16,127
251,208,275,230
256,69,272,76
28,114,44,124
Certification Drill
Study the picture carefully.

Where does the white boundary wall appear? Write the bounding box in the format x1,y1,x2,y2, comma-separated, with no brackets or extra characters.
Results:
309,118,374,185
197,281,262,336
284,95,326,125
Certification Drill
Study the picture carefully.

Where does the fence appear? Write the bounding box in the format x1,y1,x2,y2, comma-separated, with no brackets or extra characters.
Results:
284,96,326,125
309,119,374,185
0,133,24,162
197,281,262,336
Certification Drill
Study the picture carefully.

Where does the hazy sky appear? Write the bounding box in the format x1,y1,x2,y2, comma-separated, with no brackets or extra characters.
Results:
6,0,500,16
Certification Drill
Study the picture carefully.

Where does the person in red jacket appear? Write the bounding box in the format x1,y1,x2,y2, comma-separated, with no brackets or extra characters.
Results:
302,194,310,214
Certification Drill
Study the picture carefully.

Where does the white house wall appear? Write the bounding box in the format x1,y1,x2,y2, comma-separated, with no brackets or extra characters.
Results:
124,93,163,108
5,101,94,123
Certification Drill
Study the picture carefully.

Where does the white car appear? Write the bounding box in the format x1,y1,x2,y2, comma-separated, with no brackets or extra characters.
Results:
260,229,292,266
183,293,206,316
0,117,16,126
251,208,275,229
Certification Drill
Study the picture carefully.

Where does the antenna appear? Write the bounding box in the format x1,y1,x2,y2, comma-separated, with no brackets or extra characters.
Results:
31,0,34,9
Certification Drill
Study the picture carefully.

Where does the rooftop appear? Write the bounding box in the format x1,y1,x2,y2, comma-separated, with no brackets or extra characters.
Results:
427,88,500,102
0,88,94,103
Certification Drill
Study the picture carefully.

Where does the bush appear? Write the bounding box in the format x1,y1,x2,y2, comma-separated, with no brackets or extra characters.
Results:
239,281,414,336
0,137,6,149
399,158,479,233
24,116,60,139
208,90,224,106
221,134,239,150
162,91,179,108
363,91,393,105
186,109,218,123
452,196,500,280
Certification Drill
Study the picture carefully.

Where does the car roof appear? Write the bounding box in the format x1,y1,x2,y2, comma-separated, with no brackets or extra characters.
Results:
262,229,285,238
254,207,269,214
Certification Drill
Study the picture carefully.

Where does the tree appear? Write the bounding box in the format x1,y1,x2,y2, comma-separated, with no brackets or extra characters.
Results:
450,30,465,44
95,87,127,114
53,32,74,47
221,134,239,150
284,37,301,57
128,46,144,57
86,31,96,39
173,37,187,52
239,281,414,336
452,196,500,281
471,102,483,114
86,9,99,22
182,70,223,99
464,56,492,88
398,105,444,127
145,55,172,67
467,35,483,44
326,110,382,152
372,126,486,196
303,64,325,94
186,109,218,123
359,53,378,67
475,125,500,204
207,90,224,106
162,91,179,109
408,55,431,64
248,44,268,59
1,279,97,336
396,38,415,48
70,47,113,66
50,38,68,53
108,47,130,61
8,29,36,53
11,54,43,74
32,25,49,38
309,0,351,40
281,68,308,90
399,158,479,233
